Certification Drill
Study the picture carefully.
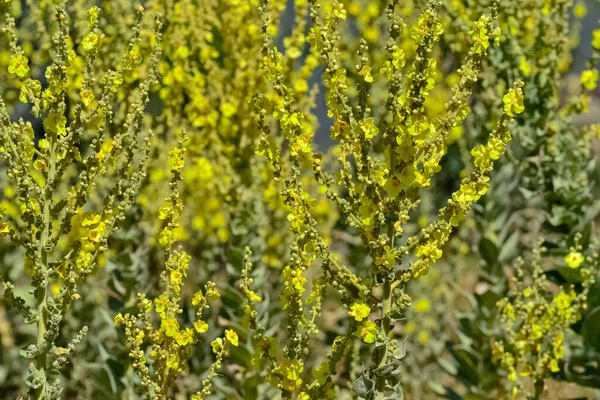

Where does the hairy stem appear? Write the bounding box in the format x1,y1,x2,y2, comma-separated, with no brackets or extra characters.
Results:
35,130,57,399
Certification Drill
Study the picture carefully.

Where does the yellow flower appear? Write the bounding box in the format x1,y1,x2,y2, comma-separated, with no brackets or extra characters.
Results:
0,221,11,234
159,228,173,246
503,87,525,116
573,3,586,18
192,290,204,306
166,353,179,369
358,65,374,83
8,54,29,77
298,392,310,400
287,47,302,59
531,324,543,339
80,90,95,108
33,159,47,171
505,303,515,320
593,29,600,50
135,330,145,344
348,301,371,321
564,251,584,269
211,337,223,353
360,117,379,139
355,320,378,343
312,361,330,385
225,329,239,346
88,222,107,243
76,251,92,270
520,364,533,377
519,57,531,76
113,313,124,327
282,360,304,391
581,69,599,91
158,204,171,220
154,295,168,316
81,213,101,227
194,320,208,333
294,79,309,93
97,139,115,161
175,328,194,346
414,298,430,313
176,45,190,59
553,292,572,310
170,270,183,286
348,1,360,16
332,2,347,20
205,284,220,300
220,102,237,118
161,318,180,338
469,17,490,54
81,32,100,52
247,290,262,303
364,26,380,43
168,147,185,171
44,112,67,136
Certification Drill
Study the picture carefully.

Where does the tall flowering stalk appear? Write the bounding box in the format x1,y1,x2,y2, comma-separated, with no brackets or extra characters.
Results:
255,0,524,398
0,2,162,398
114,131,238,399
494,238,598,398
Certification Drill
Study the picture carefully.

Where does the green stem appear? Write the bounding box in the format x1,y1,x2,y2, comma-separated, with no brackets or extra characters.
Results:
375,280,392,398
533,380,544,400
35,132,57,400
374,137,397,399
35,281,47,400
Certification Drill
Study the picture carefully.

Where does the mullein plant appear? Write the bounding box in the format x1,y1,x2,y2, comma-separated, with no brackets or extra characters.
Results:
113,132,239,400
0,2,162,398
255,0,523,398
405,0,600,396
493,238,598,399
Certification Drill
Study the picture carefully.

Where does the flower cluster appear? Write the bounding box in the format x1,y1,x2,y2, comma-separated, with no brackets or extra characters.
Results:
114,134,238,399
493,241,598,398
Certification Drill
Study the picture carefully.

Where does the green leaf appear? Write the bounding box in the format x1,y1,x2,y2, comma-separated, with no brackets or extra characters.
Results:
479,238,498,267
387,384,405,399
20,346,37,359
451,345,481,386
352,370,375,400
373,359,402,378
437,357,458,375
242,374,262,399
393,338,407,359
581,306,600,351
498,231,519,263
229,343,253,369
427,380,447,395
